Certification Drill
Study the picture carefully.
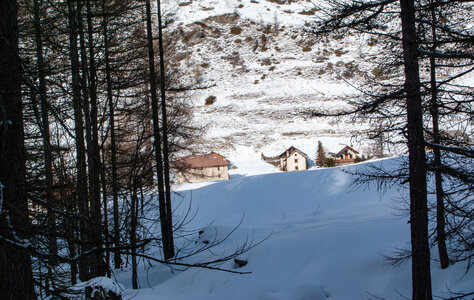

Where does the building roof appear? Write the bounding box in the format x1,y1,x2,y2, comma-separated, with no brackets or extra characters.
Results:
335,145,359,157
175,152,231,168
278,146,308,159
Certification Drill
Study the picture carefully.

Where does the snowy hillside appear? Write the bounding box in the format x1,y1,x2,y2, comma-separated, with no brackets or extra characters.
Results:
161,0,385,159
114,158,473,299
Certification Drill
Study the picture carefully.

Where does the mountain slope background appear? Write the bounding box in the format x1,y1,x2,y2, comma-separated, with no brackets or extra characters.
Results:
162,0,389,162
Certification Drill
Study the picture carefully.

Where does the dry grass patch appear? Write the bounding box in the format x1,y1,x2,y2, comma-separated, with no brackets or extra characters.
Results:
178,1,192,6
230,26,243,35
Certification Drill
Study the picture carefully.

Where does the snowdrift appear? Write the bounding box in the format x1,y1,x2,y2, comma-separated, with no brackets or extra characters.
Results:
116,157,473,300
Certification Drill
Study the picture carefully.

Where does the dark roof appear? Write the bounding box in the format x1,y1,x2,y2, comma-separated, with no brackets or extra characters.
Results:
175,152,230,168
335,145,359,157
278,146,308,159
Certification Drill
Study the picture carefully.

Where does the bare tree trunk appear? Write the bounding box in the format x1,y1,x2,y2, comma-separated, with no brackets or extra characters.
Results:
101,0,122,269
85,0,106,277
399,0,432,298
130,179,139,289
155,0,175,259
76,1,94,224
144,0,173,260
56,133,78,284
0,0,36,298
101,148,111,276
428,1,449,270
33,0,57,263
77,0,97,279
66,211,79,285
67,0,91,281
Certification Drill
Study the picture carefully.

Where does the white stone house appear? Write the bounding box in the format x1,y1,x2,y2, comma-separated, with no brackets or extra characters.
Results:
174,152,231,184
278,146,308,171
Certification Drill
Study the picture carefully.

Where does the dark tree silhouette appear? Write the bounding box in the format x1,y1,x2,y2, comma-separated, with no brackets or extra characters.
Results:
0,0,36,298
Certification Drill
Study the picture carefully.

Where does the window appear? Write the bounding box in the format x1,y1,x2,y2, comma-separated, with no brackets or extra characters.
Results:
217,167,220,171
295,159,298,163
295,166,299,170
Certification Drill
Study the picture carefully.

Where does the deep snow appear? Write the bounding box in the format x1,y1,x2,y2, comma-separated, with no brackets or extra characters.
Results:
113,157,473,299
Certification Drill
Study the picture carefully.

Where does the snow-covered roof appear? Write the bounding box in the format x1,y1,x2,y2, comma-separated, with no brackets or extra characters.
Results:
278,146,308,159
335,145,359,157
175,152,231,168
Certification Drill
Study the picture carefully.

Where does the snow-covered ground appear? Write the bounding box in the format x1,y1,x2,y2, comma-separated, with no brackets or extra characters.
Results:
113,157,473,299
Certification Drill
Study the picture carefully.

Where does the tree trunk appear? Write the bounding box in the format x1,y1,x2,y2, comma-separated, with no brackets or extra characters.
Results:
428,2,449,270
155,0,175,259
56,134,78,284
399,0,432,298
86,0,106,277
130,179,139,289
144,0,173,260
33,0,57,263
67,0,91,281
102,0,122,269
101,147,111,276
0,0,36,298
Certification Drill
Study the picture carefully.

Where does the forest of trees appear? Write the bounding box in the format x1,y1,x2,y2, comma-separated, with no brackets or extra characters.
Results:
1,0,209,298
0,0,472,299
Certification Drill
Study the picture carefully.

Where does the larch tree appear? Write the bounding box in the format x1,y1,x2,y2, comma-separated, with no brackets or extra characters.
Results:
155,0,175,260
144,0,174,260
32,0,57,264
399,0,432,297
310,0,433,297
0,0,36,298
416,0,473,271
66,0,93,281
101,0,122,270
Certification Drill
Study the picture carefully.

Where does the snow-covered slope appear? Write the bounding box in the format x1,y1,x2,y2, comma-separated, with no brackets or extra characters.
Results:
162,0,384,160
115,158,473,299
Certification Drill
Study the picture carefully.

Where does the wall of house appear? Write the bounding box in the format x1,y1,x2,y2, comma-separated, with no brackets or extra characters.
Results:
334,159,354,166
335,149,358,165
176,166,230,184
284,152,307,171
338,149,357,160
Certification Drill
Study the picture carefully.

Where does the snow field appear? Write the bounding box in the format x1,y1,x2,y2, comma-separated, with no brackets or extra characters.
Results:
116,157,473,299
